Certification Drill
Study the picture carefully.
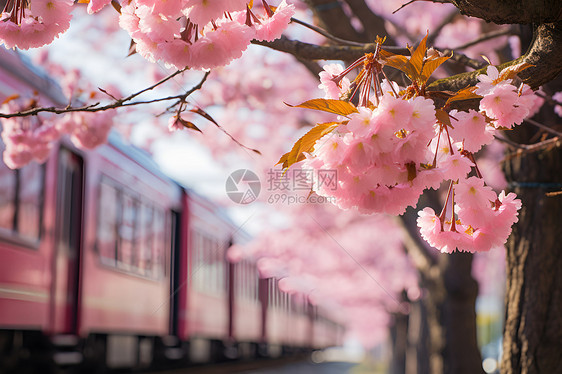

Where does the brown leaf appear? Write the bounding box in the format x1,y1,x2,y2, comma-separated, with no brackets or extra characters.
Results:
127,39,137,57
409,32,428,80
435,108,452,128
420,54,451,83
180,118,202,132
406,161,417,182
278,121,341,169
383,54,417,81
2,94,20,105
445,86,480,107
498,62,533,81
111,0,121,13
285,98,358,116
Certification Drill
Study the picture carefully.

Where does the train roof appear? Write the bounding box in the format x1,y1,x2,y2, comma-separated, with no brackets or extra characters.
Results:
0,49,67,105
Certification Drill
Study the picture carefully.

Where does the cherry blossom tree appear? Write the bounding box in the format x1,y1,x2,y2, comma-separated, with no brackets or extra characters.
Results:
0,0,561,373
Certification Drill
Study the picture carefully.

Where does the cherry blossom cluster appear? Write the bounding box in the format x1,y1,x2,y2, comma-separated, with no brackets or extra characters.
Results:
303,92,445,215
0,0,73,50
0,0,294,71
296,60,543,253
0,66,117,169
1,97,114,168
118,0,294,70
418,177,521,253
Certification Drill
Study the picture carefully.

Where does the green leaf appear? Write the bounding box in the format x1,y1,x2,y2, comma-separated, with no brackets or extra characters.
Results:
277,121,341,169
285,99,358,116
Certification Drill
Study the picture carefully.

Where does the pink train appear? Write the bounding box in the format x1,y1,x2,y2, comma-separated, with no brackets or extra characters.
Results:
0,49,344,372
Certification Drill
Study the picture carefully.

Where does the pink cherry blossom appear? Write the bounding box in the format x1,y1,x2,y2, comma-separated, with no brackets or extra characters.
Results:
86,0,112,14
0,0,73,50
318,63,351,100
448,110,494,152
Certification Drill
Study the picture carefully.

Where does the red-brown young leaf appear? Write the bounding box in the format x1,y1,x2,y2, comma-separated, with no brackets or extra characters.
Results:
285,99,358,117
127,39,137,57
408,32,428,81
498,62,533,82
435,108,452,128
2,94,20,105
382,54,418,82
420,54,451,83
180,119,202,132
445,86,481,107
277,121,341,169
111,0,122,13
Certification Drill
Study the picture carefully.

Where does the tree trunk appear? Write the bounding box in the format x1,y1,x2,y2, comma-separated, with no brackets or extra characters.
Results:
419,252,484,374
406,299,430,374
389,308,409,374
501,145,562,374
402,201,484,374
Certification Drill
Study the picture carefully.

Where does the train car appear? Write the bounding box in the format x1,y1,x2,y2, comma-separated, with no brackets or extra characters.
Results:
0,132,183,372
0,48,345,373
0,48,182,372
230,256,261,359
174,191,234,362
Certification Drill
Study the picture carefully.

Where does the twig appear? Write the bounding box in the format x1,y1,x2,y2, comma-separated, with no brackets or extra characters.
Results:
427,9,459,45
524,118,562,137
290,17,366,47
393,0,450,14
493,134,525,149
0,70,210,118
451,29,514,51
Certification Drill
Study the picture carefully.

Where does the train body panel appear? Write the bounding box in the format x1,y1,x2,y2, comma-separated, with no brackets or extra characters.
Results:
76,141,179,338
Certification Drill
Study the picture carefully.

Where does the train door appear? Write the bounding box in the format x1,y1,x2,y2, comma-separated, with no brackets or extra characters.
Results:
169,210,181,336
51,148,84,335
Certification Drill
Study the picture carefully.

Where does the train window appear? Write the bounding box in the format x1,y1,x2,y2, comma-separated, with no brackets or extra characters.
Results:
152,208,166,279
97,178,171,280
0,158,16,231
18,163,43,240
0,154,43,243
118,194,138,270
191,230,205,290
139,203,154,275
97,182,119,265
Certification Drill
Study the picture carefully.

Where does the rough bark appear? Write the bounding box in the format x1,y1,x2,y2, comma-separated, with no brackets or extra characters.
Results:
501,144,562,374
451,0,562,24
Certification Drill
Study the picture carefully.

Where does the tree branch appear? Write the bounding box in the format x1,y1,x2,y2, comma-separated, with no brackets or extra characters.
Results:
451,0,562,24
342,0,395,43
429,21,562,93
0,70,210,118
302,0,367,42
